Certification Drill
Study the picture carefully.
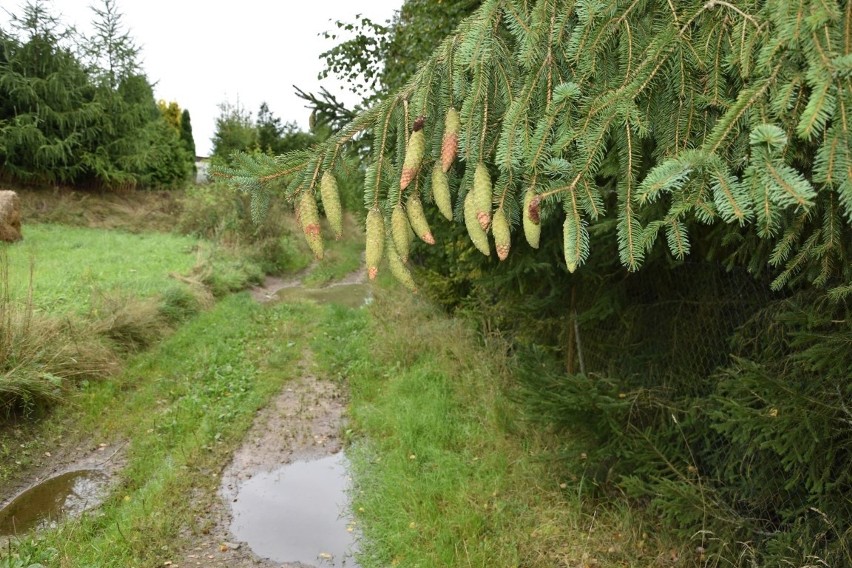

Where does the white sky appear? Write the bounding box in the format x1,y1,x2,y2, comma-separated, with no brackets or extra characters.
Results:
0,0,402,155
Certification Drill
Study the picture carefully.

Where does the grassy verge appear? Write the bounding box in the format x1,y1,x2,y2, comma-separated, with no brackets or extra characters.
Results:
3,295,315,567
313,286,677,567
4,225,199,314
0,228,205,419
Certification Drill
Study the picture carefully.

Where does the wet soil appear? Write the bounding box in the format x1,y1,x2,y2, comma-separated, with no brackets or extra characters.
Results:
0,469,110,535
178,366,352,567
0,439,126,544
178,268,367,567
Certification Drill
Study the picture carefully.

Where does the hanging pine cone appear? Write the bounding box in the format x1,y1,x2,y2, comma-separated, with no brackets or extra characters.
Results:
391,204,412,263
406,196,435,244
299,190,323,260
473,163,492,231
441,107,460,173
492,207,511,261
400,116,426,190
320,171,343,239
523,190,541,249
464,190,490,256
387,239,418,292
366,208,385,280
431,164,453,221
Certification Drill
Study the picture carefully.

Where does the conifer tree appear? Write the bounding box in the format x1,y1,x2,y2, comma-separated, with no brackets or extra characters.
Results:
180,108,196,157
218,0,852,294
0,1,98,184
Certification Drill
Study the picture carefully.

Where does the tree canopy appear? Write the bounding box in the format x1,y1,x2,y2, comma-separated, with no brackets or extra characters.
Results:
0,0,193,188
219,0,852,296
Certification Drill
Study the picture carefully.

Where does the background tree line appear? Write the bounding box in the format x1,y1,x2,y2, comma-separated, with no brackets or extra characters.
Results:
0,0,195,189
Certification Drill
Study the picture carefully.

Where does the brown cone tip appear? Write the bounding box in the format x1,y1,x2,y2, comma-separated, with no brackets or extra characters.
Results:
421,232,435,245
477,211,491,231
368,266,379,280
497,244,510,261
529,195,542,224
413,115,426,132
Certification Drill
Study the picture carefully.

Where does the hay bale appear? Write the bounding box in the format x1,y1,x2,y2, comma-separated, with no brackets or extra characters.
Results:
0,190,23,242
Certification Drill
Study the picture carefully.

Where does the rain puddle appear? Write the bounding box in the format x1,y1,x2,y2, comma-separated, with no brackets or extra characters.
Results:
0,469,110,536
274,283,370,309
229,453,358,567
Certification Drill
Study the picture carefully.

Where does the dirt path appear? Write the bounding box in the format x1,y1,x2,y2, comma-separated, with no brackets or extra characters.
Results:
178,370,348,568
178,270,364,568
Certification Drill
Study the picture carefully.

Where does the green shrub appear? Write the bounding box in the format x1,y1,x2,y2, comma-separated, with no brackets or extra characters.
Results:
515,280,852,566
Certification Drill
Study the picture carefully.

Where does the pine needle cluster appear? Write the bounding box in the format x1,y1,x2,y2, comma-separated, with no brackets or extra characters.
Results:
216,0,852,292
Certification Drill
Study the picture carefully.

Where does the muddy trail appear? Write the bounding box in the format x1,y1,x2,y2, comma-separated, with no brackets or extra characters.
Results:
179,269,368,568
0,268,369,567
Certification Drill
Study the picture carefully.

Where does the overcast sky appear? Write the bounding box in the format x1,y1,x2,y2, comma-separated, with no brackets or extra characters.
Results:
0,0,402,155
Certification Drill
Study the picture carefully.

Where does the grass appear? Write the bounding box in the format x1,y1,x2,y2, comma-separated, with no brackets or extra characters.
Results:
3,225,199,314
311,286,674,567
1,186,680,566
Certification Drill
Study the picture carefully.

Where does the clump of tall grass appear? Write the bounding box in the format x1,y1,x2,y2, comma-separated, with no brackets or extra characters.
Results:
177,183,312,276
0,253,118,416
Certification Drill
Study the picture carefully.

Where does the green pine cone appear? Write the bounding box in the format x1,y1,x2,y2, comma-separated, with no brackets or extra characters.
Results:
523,190,541,249
387,239,418,292
406,196,435,245
319,171,343,239
431,164,453,221
464,190,490,256
441,107,460,173
400,129,426,190
492,207,511,261
391,204,412,263
366,208,385,280
473,163,492,230
299,190,323,260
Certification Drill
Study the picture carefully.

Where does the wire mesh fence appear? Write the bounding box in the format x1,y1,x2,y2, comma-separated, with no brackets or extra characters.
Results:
549,262,851,565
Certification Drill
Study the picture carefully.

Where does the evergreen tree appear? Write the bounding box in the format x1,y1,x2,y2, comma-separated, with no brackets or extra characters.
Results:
0,1,98,184
211,99,257,161
256,102,284,154
79,0,158,187
221,0,851,295
180,108,196,156
82,0,140,89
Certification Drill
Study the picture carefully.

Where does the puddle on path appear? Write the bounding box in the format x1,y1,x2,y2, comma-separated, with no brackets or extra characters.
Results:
229,453,358,567
274,283,370,310
0,469,110,536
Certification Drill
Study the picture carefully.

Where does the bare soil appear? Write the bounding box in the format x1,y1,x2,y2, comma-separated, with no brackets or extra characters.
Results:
0,434,127,545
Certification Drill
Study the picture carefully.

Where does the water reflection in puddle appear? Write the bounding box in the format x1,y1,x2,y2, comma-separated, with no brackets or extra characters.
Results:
229,453,358,567
0,469,110,536
274,283,370,309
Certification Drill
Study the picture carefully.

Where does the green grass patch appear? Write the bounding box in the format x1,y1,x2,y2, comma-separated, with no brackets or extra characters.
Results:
3,224,199,314
313,287,671,567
